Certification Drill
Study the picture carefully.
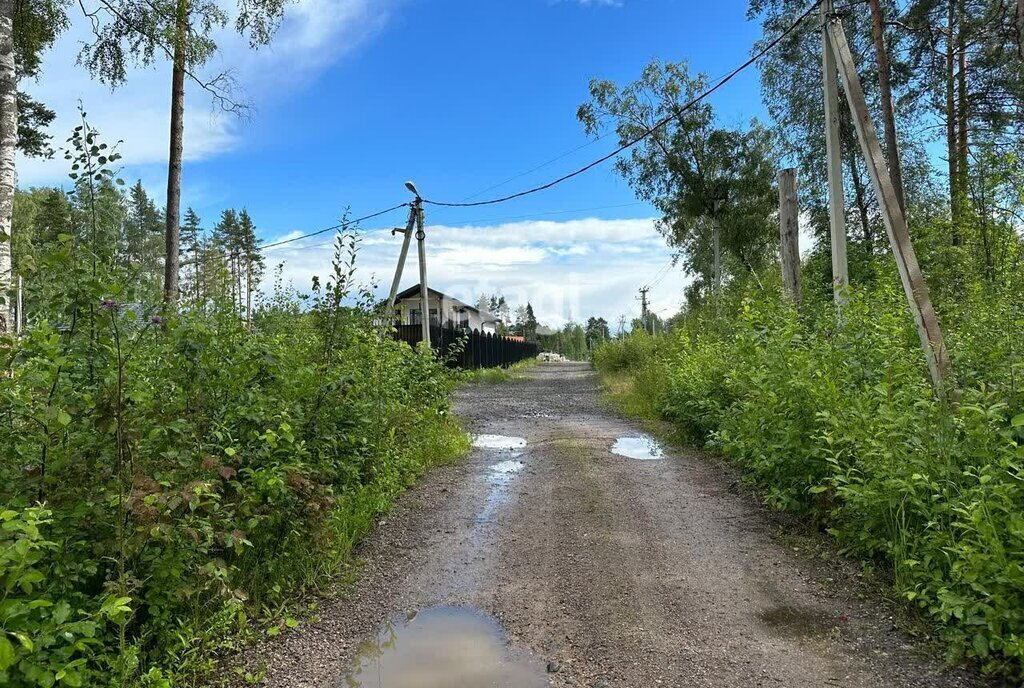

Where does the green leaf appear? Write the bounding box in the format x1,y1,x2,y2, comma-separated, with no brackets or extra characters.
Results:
0,635,16,671
1011,413,1024,428
11,632,33,651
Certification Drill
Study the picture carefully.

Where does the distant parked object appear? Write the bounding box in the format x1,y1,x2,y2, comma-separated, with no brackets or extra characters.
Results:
537,352,566,362
393,284,501,334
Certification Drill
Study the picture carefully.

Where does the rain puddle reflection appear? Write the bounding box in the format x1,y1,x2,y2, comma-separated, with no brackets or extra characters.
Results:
472,434,527,451
612,434,665,460
479,458,525,523
337,606,546,688
471,435,527,523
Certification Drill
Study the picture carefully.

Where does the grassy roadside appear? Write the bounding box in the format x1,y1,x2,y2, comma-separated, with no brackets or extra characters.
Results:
460,358,542,384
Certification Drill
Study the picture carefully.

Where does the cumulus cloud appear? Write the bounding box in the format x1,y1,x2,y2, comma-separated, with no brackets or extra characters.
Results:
17,0,394,187
260,216,691,328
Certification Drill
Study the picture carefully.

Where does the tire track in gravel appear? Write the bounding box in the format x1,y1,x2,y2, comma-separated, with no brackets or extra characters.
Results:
236,361,997,688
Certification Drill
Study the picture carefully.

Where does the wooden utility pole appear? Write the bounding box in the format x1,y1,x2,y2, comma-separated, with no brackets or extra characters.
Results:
822,0,848,308
777,168,801,305
825,13,952,390
415,201,431,347
639,286,650,334
386,204,417,316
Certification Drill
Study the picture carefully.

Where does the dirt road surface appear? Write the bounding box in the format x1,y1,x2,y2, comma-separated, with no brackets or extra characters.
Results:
240,362,993,688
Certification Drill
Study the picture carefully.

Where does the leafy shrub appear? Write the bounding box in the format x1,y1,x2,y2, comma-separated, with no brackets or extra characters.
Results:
593,273,1024,677
0,127,468,685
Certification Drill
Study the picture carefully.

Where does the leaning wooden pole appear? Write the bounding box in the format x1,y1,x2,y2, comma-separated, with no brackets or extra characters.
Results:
822,0,849,309
825,14,952,390
777,168,801,306
386,204,417,317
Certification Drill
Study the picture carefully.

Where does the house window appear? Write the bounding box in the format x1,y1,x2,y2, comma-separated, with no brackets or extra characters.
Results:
429,309,439,325
409,309,421,325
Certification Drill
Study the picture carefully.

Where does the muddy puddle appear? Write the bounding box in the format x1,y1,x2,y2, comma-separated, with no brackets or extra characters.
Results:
337,606,546,688
612,434,665,460
757,604,834,639
472,434,527,451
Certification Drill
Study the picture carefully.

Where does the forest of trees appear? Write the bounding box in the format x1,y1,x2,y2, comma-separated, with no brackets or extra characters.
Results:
13,175,268,326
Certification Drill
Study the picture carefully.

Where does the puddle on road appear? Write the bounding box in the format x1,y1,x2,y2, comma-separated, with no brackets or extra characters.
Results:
337,606,546,688
478,459,525,523
471,435,528,523
612,434,665,460
757,604,833,639
486,459,525,485
472,434,527,451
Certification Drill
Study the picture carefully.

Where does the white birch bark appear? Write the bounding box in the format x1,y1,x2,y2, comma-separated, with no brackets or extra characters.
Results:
0,0,16,333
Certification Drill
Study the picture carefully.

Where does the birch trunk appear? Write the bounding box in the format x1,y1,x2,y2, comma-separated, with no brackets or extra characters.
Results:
0,0,15,333
163,0,187,305
867,0,906,214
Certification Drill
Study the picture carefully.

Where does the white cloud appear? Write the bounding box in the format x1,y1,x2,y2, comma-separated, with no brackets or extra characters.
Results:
261,216,691,328
17,0,393,187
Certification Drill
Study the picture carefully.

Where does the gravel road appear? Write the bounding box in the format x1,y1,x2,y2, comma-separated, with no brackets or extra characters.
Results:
237,361,996,688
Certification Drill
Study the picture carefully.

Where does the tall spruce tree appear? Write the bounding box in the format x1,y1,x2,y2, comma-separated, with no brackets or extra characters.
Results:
181,207,203,303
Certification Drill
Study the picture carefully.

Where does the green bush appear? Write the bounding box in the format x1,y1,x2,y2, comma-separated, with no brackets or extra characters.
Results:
593,274,1024,677
0,191,467,687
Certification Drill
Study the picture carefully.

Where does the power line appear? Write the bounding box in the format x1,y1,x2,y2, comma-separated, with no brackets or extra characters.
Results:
258,203,410,251
421,0,823,209
455,137,613,203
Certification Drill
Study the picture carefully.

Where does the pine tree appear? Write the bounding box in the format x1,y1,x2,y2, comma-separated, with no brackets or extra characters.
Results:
238,209,264,324
524,302,538,342
212,209,240,310
181,207,202,304
123,181,164,293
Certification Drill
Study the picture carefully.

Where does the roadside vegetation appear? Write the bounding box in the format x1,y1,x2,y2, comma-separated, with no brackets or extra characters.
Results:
461,358,540,385
594,243,1024,677
582,0,1024,676
0,125,467,686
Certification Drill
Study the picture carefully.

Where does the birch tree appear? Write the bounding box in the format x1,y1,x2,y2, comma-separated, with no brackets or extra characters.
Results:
578,60,778,299
0,0,68,332
0,0,15,332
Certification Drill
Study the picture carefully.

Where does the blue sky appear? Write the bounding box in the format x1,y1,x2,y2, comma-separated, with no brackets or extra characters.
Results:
21,0,778,327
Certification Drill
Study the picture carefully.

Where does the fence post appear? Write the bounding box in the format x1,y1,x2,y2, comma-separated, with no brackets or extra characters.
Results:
778,168,801,305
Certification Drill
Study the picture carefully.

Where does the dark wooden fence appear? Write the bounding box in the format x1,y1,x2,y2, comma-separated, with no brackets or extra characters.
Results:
393,324,539,369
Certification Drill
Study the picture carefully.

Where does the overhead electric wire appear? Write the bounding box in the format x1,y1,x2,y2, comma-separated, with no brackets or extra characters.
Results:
259,203,410,251
259,0,821,256
420,0,823,209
